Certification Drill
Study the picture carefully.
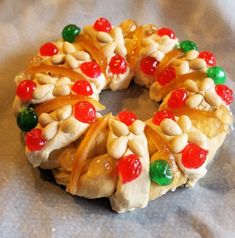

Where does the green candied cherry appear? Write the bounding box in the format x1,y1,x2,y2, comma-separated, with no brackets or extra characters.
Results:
179,40,198,53
150,159,173,186
207,66,226,84
17,107,38,132
62,24,81,43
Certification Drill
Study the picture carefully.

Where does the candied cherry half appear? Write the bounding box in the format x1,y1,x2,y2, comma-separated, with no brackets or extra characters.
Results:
140,56,159,75
25,128,46,151
118,110,137,126
16,80,37,101
109,54,127,74
157,66,176,86
157,27,176,39
198,51,216,66
167,88,187,109
40,42,58,56
80,61,102,78
215,84,233,105
181,143,208,169
73,101,96,123
152,110,175,126
72,80,93,96
93,17,112,33
118,154,142,184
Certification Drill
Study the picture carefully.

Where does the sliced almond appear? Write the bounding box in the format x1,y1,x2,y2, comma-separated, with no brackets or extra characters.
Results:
53,85,71,96
56,105,72,121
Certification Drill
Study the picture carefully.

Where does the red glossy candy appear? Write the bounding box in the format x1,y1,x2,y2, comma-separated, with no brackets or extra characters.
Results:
215,84,233,105
16,80,37,101
109,54,127,74
72,80,93,96
140,56,159,75
118,110,137,126
93,17,112,33
73,101,96,123
80,61,102,78
167,88,187,109
181,143,208,169
118,154,142,183
25,128,46,151
40,42,58,56
158,27,176,39
198,51,216,66
157,66,176,86
152,110,175,125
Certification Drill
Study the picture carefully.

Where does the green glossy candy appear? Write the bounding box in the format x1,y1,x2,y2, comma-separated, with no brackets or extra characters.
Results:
179,40,198,53
62,24,81,43
17,107,38,132
150,159,173,186
207,66,226,84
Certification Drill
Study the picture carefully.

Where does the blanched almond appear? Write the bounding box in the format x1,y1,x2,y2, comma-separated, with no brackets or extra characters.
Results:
160,119,182,136
129,120,145,135
177,115,192,133
170,133,188,153
185,94,203,108
108,136,128,159
110,119,129,137
42,121,58,140
128,139,145,157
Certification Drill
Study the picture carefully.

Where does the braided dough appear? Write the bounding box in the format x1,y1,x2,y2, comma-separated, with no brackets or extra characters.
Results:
13,18,233,213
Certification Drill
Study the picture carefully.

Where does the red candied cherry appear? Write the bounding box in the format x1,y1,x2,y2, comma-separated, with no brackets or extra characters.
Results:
215,84,233,105
198,51,216,66
167,88,187,109
181,143,208,169
16,80,37,101
152,110,175,125
140,56,159,75
118,110,137,126
157,66,176,86
93,17,112,32
73,101,96,123
39,42,58,56
72,80,93,96
80,61,102,78
109,54,127,74
25,128,46,151
157,27,176,39
118,154,142,183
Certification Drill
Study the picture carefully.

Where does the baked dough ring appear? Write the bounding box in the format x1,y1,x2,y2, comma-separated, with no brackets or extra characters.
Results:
13,18,233,213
